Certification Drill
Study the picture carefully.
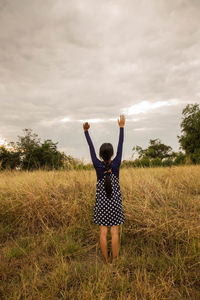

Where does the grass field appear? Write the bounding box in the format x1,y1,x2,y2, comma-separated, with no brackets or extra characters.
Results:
0,166,200,299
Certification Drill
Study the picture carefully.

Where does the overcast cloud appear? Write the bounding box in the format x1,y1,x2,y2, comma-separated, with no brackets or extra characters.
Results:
0,0,200,162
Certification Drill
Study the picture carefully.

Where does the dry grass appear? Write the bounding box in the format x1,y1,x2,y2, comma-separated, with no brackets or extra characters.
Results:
0,165,200,299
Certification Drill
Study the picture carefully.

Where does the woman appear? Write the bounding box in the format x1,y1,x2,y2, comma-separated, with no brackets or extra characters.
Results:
83,115,125,264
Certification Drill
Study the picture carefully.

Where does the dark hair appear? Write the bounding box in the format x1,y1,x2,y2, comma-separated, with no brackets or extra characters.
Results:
99,143,114,199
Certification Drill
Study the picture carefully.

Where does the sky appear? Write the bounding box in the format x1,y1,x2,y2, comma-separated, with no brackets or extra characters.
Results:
0,0,200,163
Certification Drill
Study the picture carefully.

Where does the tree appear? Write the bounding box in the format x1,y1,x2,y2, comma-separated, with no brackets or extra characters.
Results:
10,128,66,170
0,145,21,170
177,103,200,164
133,139,173,160
14,128,41,170
33,139,67,170
173,151,186,165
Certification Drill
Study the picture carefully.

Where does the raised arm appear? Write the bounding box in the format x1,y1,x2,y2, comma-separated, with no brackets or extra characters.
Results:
113,115,125,165
83,122,99,168
113,127,124,165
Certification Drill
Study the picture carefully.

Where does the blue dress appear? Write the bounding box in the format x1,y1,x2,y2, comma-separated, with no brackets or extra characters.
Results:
84,127,125,226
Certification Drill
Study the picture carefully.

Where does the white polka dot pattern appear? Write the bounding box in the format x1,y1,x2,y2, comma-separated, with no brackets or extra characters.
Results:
94,172,125,226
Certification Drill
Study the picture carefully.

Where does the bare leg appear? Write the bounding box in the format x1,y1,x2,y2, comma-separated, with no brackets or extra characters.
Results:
111,225,119,263
99,225,109,264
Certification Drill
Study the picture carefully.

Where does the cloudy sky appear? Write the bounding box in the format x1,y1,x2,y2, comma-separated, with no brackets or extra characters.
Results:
0,0,200,162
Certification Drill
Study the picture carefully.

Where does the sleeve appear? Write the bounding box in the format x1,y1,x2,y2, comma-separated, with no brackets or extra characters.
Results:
84,130,99,168
113,127,124,166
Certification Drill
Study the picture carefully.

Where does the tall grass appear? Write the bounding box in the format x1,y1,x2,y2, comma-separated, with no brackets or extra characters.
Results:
0,166,200,299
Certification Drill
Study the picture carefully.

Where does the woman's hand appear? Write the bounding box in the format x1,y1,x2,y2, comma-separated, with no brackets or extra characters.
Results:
83,122,90,131
118,114,125,127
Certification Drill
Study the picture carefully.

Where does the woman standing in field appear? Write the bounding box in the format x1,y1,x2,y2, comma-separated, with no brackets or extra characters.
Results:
83,115,125,264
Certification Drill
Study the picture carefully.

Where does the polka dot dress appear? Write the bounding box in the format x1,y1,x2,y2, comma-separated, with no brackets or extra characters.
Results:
94,172,125,226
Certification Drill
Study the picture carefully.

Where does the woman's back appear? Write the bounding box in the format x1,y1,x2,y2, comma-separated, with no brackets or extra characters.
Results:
84,127,124,181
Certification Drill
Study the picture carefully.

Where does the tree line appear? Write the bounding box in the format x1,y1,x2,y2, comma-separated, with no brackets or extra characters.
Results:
0,103,200,171
0,128,83,171
123,103,200,168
